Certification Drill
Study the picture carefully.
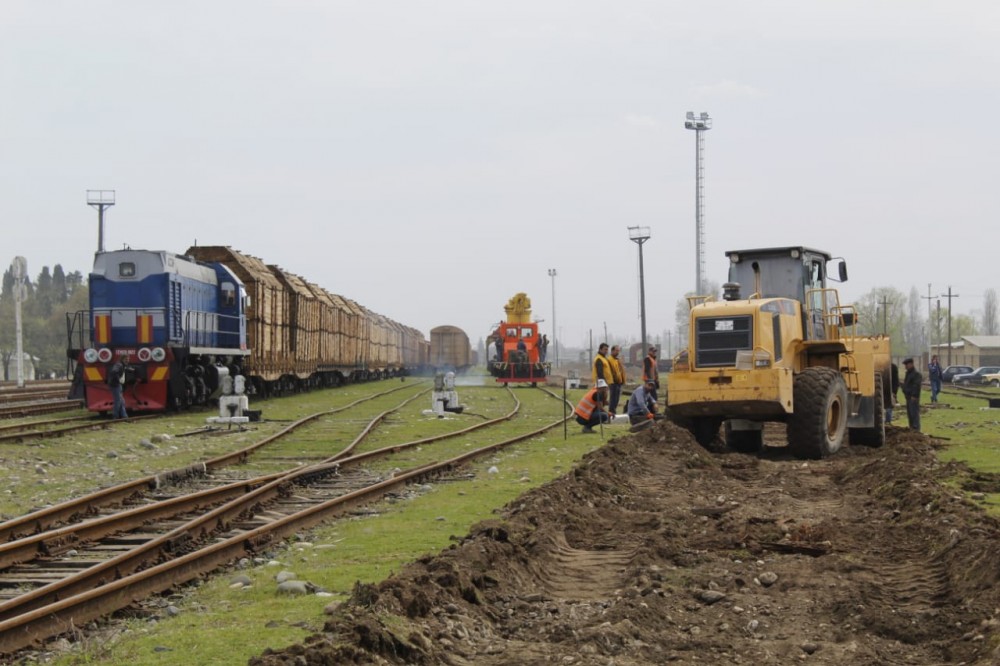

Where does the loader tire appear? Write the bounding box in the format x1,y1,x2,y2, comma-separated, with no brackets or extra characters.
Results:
850,372,886,448
725,421,764,453
787,367,848,459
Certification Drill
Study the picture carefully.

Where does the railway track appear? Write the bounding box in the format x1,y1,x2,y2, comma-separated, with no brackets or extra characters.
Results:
0,413,163,444
0,384,571,655
0,400,84,420
939,384,1000,400
0,381,80,419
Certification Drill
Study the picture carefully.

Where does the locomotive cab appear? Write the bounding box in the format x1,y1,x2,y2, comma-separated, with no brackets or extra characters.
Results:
487,293,550,385
67,249,251,413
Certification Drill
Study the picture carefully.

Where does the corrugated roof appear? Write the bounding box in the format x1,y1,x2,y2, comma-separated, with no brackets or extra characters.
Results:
962,336,1000,348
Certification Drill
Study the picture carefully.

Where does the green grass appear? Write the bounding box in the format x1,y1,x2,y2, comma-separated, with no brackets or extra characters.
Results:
914,386,1000,512
45,383,608,665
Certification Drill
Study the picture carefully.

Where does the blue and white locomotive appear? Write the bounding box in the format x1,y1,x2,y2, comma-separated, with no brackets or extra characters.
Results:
67,249,250,412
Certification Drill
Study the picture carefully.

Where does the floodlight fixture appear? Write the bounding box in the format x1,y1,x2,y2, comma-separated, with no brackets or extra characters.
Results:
87,189,116,254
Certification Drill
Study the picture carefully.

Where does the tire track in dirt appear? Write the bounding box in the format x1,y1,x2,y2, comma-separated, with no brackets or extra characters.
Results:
251,424,1000,666
527,531,635,601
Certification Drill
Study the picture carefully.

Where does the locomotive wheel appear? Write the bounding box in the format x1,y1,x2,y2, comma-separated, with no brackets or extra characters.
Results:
850,372,885,448
724,421,763,453
787,367,848,459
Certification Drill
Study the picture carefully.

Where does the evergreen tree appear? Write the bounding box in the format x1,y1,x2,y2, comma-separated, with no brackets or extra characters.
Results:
1,267,12,300
66,270,84,294
35,266,53,317
52,264,68,304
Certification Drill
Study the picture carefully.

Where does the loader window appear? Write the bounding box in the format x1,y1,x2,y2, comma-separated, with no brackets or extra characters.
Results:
221,282,236,307
772,314,782,362
809,260,823,291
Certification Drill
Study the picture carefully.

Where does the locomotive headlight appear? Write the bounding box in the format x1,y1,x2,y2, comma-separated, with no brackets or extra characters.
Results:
151,347,166,362
83,348,99,363
137,347,152,362
97,348,113,363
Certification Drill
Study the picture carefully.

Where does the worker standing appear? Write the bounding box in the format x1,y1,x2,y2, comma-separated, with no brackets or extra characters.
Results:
608,345,626,416
901,357,922,432
643,346,660,402
591,342,613,391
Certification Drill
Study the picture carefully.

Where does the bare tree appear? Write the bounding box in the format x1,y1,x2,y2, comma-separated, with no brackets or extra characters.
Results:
854,286,907,340
904,286,927,356
984,288,999,335
673,281,720,351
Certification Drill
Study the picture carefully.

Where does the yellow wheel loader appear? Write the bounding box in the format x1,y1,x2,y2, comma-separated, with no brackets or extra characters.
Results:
667,247,891,459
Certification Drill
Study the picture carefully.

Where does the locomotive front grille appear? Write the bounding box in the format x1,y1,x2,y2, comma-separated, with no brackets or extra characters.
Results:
695,315,752,367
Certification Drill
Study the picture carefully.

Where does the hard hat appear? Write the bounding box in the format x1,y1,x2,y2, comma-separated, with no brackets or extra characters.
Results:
596,379,608,388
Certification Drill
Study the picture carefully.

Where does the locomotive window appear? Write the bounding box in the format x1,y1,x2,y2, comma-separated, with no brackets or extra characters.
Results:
221,282,236,307
506,327,517,338
119,262,136,278
521,328,533,338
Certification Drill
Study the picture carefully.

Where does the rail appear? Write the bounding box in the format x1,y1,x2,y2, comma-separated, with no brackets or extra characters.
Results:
0,384,570,654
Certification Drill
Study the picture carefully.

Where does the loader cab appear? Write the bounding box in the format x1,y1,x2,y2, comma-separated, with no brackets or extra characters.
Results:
726,247,845,300
726,247,848,342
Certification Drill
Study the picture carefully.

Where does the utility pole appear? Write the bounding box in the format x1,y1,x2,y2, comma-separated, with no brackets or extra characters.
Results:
11,257,27,387
946,286,960,367
921,284,939,358
936,299,942,362
879,296,891,335
547,269,558,368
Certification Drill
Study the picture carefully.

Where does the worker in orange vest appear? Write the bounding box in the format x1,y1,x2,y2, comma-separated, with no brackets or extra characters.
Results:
643,346,660,402
574,379,611,433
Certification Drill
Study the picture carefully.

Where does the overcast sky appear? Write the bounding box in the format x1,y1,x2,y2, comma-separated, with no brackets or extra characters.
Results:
3,1,998,351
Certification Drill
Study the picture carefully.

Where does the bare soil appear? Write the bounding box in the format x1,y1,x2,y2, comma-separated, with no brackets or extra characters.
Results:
250,423,1000,665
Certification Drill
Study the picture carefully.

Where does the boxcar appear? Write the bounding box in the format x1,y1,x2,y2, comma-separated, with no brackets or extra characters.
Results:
430,325,472,373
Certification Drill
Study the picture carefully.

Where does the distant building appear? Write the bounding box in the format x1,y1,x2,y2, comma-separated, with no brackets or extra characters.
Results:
930,336,1000,367
3,352,37,382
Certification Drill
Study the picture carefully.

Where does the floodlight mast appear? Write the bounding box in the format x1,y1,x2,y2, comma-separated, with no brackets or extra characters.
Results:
87,190,116,254
684,112,711,294
628,226,651,356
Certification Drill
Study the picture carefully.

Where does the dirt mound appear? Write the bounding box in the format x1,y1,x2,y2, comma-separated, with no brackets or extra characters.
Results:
251,424,1000,665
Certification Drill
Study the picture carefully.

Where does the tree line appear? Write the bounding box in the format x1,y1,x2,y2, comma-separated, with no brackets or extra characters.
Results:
0,263,88,380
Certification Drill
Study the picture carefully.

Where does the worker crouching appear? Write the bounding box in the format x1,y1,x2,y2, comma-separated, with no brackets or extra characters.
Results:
574,379,612,433
628,379,665,432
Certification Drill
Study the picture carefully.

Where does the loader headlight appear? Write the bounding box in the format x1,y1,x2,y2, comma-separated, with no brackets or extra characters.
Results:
754,358,772,368
83,348,99,363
